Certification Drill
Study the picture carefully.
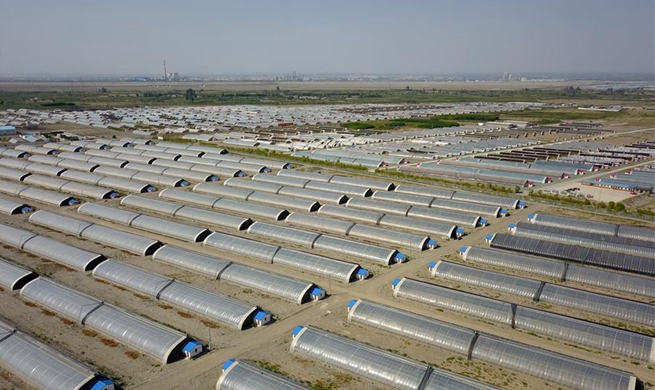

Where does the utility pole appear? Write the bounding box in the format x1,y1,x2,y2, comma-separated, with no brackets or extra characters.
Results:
163,60,168,81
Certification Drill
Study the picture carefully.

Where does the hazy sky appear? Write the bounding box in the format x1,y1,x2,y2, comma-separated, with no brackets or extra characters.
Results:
1,0,653,76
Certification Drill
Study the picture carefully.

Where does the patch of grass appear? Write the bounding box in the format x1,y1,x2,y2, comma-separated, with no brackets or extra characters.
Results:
177,310,194,319
200,319,221,329
125,351,140,360
82,329,98,337
158,303,174,310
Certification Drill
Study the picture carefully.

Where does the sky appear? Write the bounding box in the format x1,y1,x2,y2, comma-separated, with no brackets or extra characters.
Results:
0,0,653,77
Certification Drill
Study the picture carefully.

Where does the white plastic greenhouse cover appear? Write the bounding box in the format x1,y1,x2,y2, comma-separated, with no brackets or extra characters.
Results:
317,204,384,224
372,190,436,207
252,173,309,187
204,232,279,263
194,183,254,200
514,306,655,363
273,248,360,282
347,300,475,355
346,197,411,215
78,202,140,225
277,170,332,182
378,215,457,239
153,245,232,279
284,212,355,235
0,198,32,215
57,159,99,172
328,175,395,191
277,186,349,205
0,166,32,181
348,224,431,250
313,235,398,265
92,259,173,297
290,326,430,390
247,222,321,247
0,258,36,290
246,191,321,212
462,247,566,279
159,188,219,208
82,304,188,363
393,278,514,325
131,214,211,242
0,180,77,206
20,277,103,322
304,180,373,197
220,264,314,304
0,223,36,248
0,321,100,390
22,235,106,271
216,359,310,390
158,281,258,330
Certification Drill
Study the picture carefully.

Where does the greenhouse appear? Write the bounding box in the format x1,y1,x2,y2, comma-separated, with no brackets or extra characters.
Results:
317,204,384,224
346,197,412,215
57,159,100,172
20,277,104,322
29,210,162,256
429,261,542,299
216,359,309,390
194,183,255,200
328,175,395,191
529,213,618,236
514,222,654,249
276,186,349,205
564,264,655,298
378,215,458,239
538,284,654,326
252,173,309,187
219,264,316,304
511,223,655,258
153,245,232,279
0,198,32,215
514,306,655,363
159,188,220,207
450,192,520,210
313,235,401,265
304,180,373,197
158,281,261,329
26,155,65,165
372,190,436,207
0,320,112,390
0,166,32,181
489,233,655,276
461,247,567,279
616,225,655,242
78,202,140,224
272,248,362,282
290,326,431,390
277,169,332,182
247,222,321,247
88,156,129,168
204,232,279,263
82,304,190,363
0,258,36,290
22,174,117,200
285,212,355,235
93,260,174,297
348,224,433,250
290,326,498,390
393,184,456,199
121,195,184,215
0,148,30,158
348,300,641,390
471,334,636,390
347,300,475,355
392,278,514,325
247,191,321,212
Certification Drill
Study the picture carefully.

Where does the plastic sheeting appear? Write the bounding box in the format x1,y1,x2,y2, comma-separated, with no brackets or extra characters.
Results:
430,261,542,299
0,258,36,290
0,198,32,215
247,222,321,247
20,277,103,322
393,278,513,325
93,260,173,297
204,232,279,263
0,321,99,390
220,264,314,304
514,306,655,363
153,245,231,279
490,233,655,276
272,249,360,282
347,224,431,250
471,334,636,390
462,247,566,279
216,359,309,390
348,300,474,354
565,264,655,298
285,212,355,235
0,180,77,206
313,235,398,265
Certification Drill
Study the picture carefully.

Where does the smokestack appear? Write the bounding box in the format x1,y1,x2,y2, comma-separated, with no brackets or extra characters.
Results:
163,60,168,81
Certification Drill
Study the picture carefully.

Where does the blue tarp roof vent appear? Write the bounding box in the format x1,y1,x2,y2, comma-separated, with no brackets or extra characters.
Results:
310,287,324,296
486,234,494,240
459,247,468,253
456,228,464,234
357,268,368,276
518,201,525,207
500,209,507,214
528,213,535,219
395,253,406,261
391,278,401,287
183,340,202,353
479,218,487,225
221,359,236,371
427,239,437,247
508,223,516,228
254,311,269,320
292,326,305,336
428,261,437,268
91,378,114,390
347,300,358,309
